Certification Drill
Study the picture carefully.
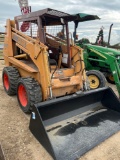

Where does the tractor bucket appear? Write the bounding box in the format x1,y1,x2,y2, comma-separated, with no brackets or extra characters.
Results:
29,87,120,160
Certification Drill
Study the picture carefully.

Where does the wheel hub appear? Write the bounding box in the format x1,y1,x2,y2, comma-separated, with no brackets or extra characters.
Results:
18,84,28,107
3,73,10,90
88,75,100,89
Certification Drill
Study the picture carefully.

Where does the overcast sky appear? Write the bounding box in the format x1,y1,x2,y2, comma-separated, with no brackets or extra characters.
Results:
0,0,120,45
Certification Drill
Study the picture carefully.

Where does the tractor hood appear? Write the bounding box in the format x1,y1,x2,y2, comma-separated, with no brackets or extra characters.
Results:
85,44,120,57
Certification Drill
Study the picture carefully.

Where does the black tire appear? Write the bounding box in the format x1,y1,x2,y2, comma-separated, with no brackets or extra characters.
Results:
106,75,115,84
86,70,106,89
2,66,20,95
17,77,42,113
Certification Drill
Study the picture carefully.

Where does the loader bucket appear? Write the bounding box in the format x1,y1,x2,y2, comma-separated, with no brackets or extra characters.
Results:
29,87,120,160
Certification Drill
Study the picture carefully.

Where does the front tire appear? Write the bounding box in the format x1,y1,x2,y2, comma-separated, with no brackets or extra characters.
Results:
17,77,42,113
86,70,106,89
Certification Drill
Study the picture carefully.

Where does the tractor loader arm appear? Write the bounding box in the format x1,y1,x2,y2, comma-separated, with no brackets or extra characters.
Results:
85,44,120,95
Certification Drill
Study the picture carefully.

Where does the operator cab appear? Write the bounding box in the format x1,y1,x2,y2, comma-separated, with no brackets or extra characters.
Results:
15,8,75,69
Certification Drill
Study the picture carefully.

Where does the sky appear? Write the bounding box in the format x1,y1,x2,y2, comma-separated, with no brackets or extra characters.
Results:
0,0,120,45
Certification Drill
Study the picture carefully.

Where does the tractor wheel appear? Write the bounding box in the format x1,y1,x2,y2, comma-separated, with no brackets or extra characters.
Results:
86,70,106,89
106,74,115,84
2,66,20,95
17,77,42,113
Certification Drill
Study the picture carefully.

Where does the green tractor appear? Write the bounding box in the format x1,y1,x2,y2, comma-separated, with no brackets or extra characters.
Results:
83,44,120,95
72,13,120,96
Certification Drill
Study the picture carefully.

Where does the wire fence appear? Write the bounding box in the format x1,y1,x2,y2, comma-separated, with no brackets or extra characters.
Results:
19,20,38,38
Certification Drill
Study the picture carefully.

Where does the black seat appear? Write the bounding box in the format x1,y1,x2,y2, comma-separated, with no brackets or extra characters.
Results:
49,58,57,65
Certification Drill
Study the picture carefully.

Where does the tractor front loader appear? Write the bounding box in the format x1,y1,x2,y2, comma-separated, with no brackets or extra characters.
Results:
3,8,120,160
83,44,120,96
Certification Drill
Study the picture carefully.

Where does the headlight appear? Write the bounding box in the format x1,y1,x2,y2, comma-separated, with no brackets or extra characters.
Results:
117,56,120,60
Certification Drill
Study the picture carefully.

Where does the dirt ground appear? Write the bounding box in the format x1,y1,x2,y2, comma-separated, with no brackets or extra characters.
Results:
0,60,120,160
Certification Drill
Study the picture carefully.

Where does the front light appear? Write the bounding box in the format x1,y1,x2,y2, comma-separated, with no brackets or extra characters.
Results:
117,56,120,60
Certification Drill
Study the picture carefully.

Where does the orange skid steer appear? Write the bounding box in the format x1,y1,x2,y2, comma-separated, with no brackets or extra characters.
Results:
3,8,120,160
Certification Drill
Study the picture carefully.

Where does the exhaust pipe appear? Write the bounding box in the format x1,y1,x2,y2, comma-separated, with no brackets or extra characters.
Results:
107,23,113,47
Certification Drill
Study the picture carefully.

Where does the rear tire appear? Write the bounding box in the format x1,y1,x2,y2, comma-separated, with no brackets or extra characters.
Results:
86,70,106,89
17,77,42,113
106,74,115,84
2,66,20,95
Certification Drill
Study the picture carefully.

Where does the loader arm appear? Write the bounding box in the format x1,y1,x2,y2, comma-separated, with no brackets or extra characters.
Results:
4,19,51,100
85,44,120,95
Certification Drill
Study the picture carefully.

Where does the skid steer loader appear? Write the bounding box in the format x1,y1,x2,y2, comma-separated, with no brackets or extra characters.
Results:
2,8,120,160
